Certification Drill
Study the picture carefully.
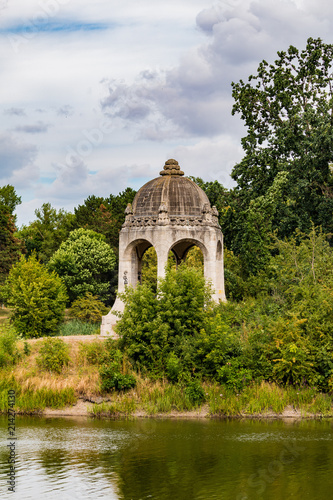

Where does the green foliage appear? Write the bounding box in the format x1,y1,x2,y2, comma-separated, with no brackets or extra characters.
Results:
166,352,182,382
17,203,75,263
78,340,108,365
4,255,67,338
100,350,136,392
23,341,31,356
58,319,99,336
117,265,213,377
232,37,333,238
0,185,24,285
0,323,20,367
195,311,242,378
48,228,116,304
74,188,136,255
217,360,253,392
36,337,70,374
100,367,136,392
69,292,109,323
269,314,316,386
184,380,206,406
141,246,158,290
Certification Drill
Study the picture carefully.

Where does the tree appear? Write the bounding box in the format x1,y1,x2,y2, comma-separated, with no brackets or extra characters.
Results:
17,203,75,263
231,37,333,237
0,185,24,285
4,255,68,338
74,188,136,254
48,228,116,303
69,292,109,323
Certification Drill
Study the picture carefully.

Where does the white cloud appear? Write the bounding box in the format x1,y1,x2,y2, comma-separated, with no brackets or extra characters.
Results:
0,133,38,180
1,0,333,227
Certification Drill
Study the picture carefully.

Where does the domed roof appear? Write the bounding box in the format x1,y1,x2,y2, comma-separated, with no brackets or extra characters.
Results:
132,159,210,217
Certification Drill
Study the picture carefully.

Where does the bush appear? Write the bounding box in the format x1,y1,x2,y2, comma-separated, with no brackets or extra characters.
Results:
117,265,213,377
69,292,109,323
78,340,108,365
4,255,68,338
100,367,136,392
217,360,253,392
36,338,70,374
0,323,20,367
166,353,182,382
99,349,136,392
23,341,31,356
185,380,206,406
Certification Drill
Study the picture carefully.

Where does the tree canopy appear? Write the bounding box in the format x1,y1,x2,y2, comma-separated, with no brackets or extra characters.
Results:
17,203,75,263
48,228,116,304
4,254,67,338
0,185,23,285
231,37,333,237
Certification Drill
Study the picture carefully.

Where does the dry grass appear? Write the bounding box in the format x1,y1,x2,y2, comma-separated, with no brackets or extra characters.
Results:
9,335,104,399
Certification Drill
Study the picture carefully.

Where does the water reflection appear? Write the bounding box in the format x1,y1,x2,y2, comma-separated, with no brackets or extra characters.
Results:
0,416,333,499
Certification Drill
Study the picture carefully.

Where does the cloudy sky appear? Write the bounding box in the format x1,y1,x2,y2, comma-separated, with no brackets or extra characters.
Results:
0,0,332,226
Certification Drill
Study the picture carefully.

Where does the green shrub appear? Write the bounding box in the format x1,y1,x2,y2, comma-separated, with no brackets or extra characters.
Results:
58,319,99,336
78,340,108,365
0,323,20,367
69,292,109,323
166,353,182,382
100,365,136,392
117,265,213,376
100,349,136,392
36,338,70,374
217,360,253,392
4,255,68,338
23,341,31,356
185,380,206,406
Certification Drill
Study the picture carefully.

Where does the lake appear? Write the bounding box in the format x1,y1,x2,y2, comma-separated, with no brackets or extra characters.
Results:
1,416,333,499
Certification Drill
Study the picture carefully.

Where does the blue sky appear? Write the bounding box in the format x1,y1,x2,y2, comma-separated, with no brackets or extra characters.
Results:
0,0,333,226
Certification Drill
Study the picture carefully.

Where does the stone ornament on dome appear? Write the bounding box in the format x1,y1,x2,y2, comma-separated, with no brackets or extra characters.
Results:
202,202,210,214
158,201,168,213
212,206,219,217
160,159,184,176
125,203,133,215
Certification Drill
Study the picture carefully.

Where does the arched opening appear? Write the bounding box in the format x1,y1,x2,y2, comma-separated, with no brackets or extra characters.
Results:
216,240,222,261
141,246,157,290
170,239,206,272
123,238,153,288
183,245,204,271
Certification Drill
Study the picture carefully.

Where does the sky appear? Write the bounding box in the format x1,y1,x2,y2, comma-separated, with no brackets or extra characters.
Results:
0,0,333,226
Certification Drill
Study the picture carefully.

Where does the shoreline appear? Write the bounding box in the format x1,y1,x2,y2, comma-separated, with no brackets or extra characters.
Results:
11,400,331,420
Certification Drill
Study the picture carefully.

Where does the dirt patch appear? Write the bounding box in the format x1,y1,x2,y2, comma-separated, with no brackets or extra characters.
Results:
27,334,103,344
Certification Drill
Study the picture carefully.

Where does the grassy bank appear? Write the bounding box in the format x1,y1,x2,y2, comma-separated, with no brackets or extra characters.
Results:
0,333,332,417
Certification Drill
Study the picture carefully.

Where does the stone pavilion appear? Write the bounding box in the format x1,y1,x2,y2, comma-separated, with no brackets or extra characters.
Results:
100,159,226,336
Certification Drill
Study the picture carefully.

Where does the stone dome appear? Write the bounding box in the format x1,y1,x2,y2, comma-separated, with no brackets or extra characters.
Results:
131,159,211,217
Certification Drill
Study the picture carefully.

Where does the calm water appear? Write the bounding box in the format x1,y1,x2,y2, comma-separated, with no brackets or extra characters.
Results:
0,416,333,499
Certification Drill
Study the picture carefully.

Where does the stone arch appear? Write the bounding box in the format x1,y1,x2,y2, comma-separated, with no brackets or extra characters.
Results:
123,238,154,287
169,238,208,266
216,239,222,260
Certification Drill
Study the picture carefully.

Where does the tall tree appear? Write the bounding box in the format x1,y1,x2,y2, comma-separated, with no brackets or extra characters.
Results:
48,228,116,304
0,185,23,285
74,188,136,254
231,37,333,237
17,203,75,263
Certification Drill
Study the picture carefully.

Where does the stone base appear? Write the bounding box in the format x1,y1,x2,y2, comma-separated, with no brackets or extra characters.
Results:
100,298,124,337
